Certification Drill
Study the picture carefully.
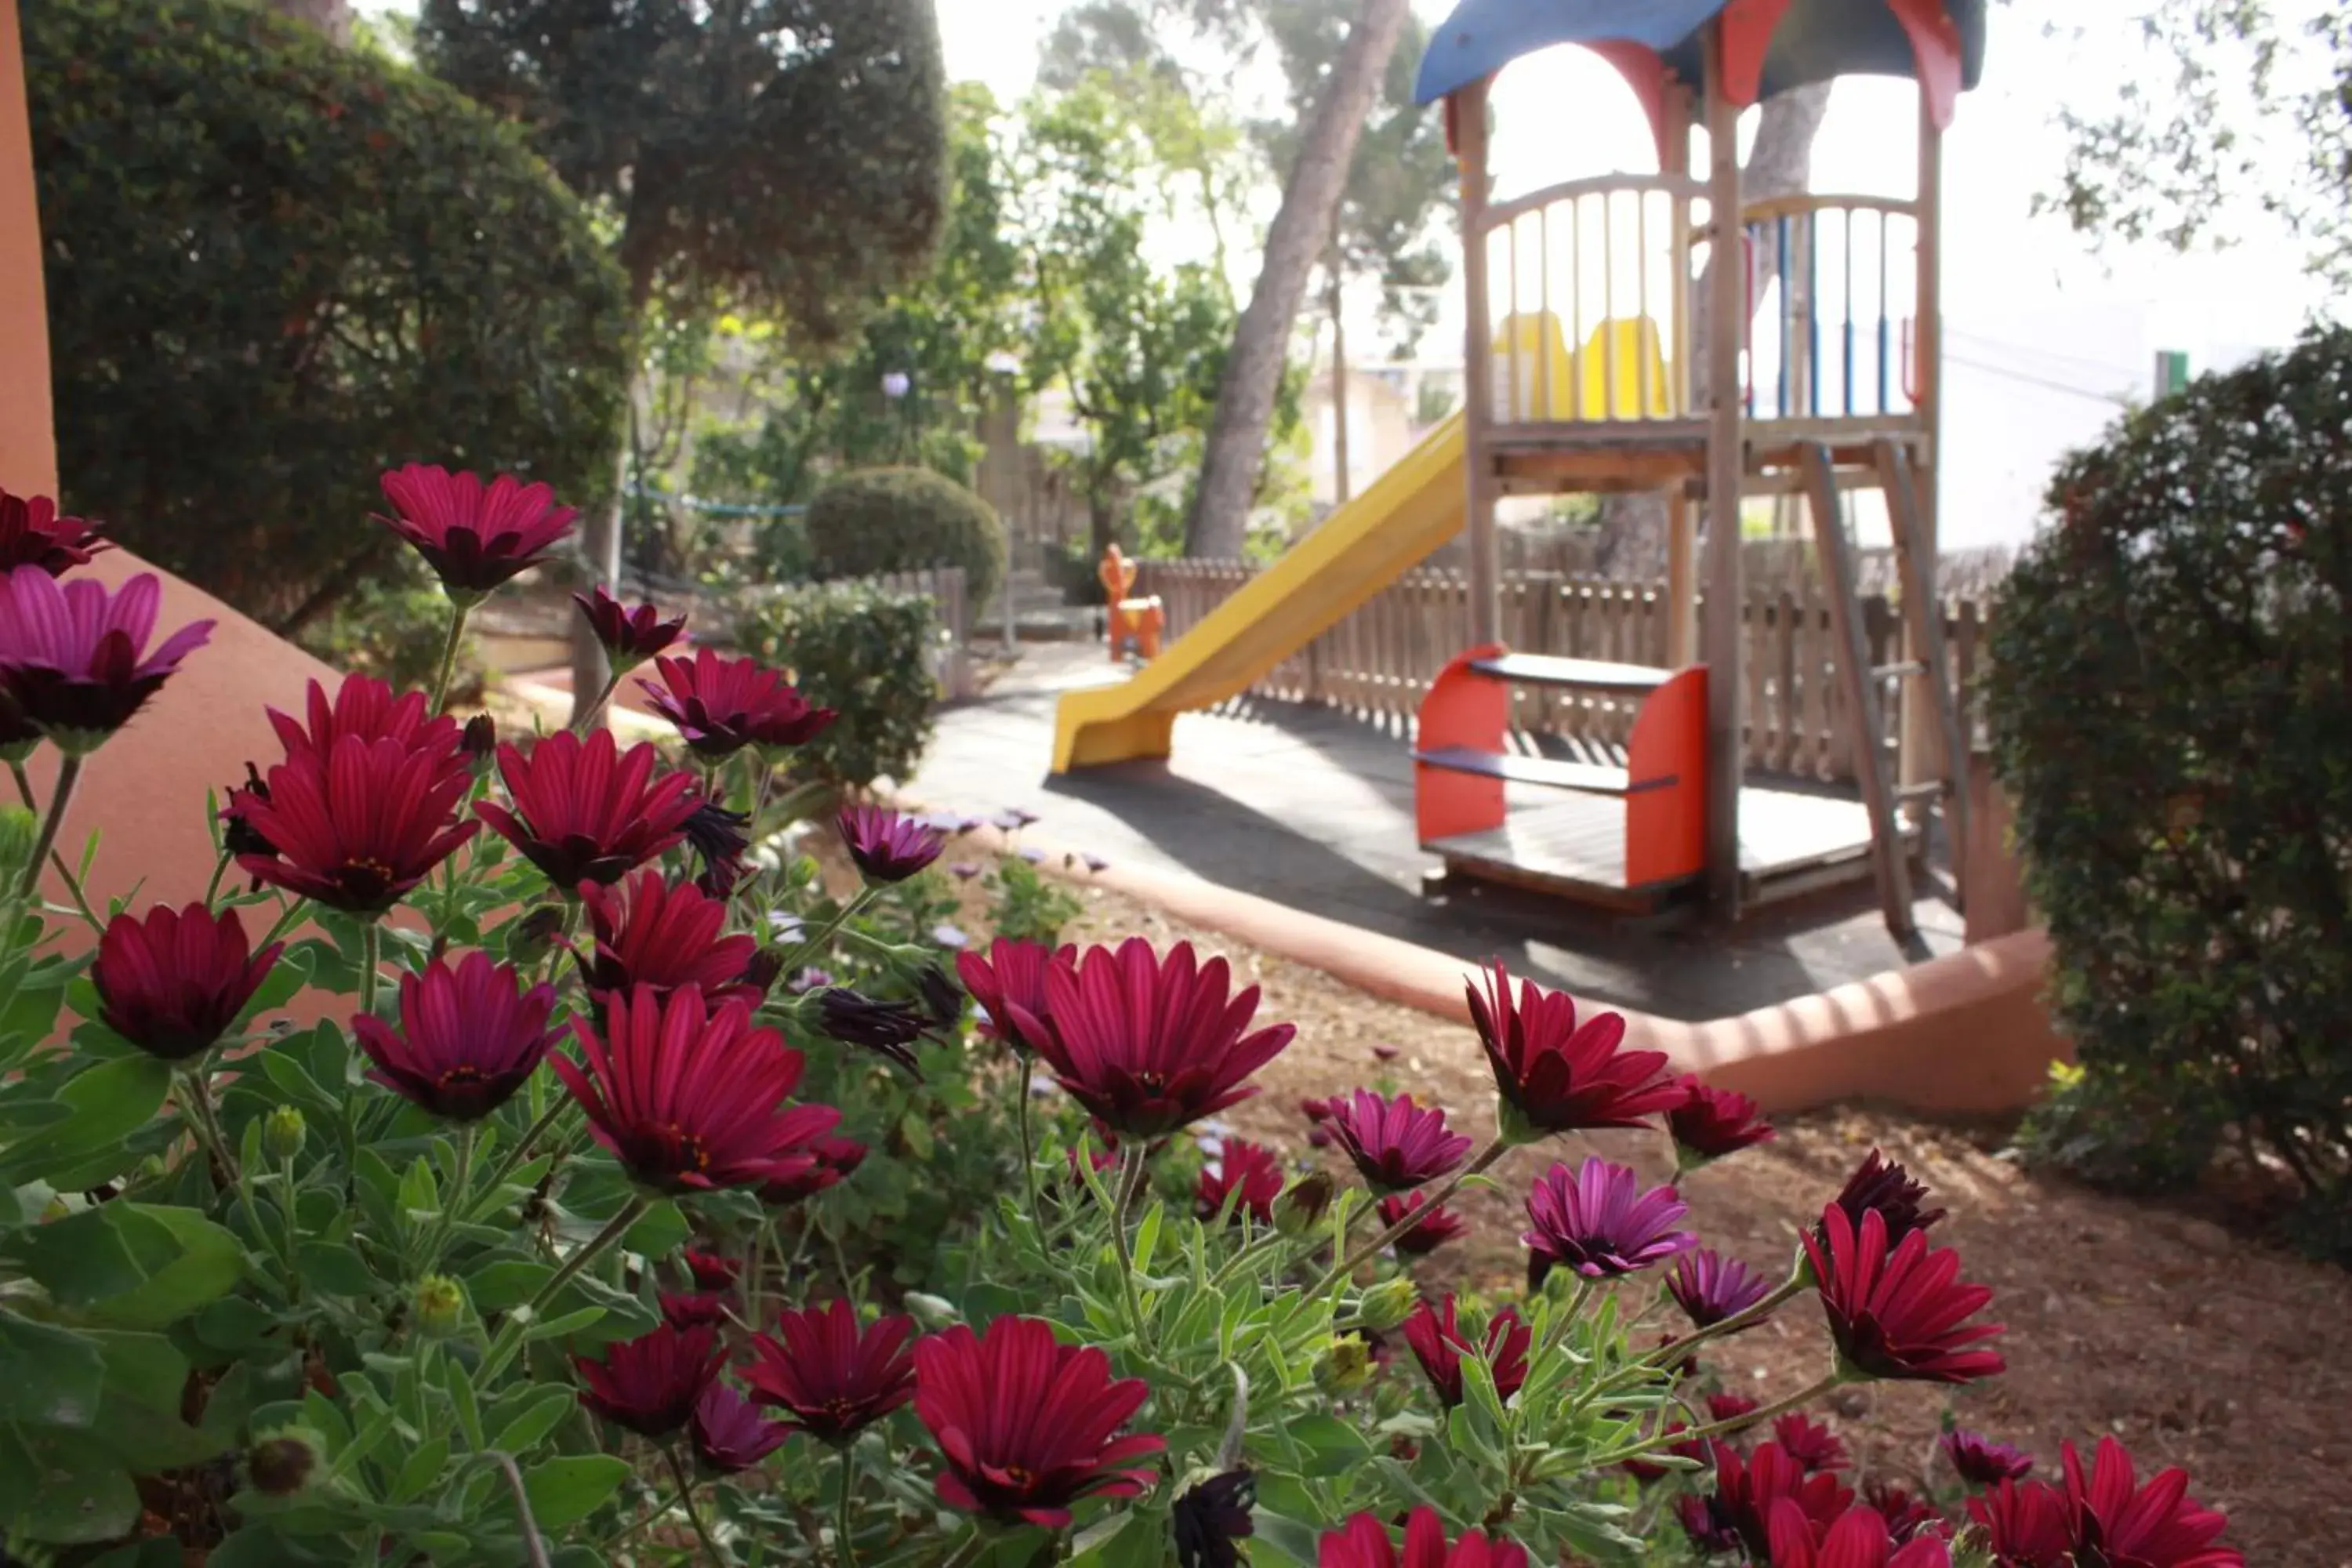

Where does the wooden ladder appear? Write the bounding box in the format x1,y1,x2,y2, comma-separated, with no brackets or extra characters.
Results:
1796,441,1971,943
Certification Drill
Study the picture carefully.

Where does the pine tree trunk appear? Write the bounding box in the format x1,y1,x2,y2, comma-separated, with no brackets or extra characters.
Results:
267,0,351,45
1592,82,1833,578
1184,0,1410,557
1329,245,1352,506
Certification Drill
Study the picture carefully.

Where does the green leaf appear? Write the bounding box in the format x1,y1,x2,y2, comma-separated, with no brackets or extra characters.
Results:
390,1432,451,1504
293,1240,378,1298
27,1205,247,1329
521,1453,631,1530
1250,1512,1323,1568
5,1425,141,1544
238,944,316,1023
1285,1413,1372,1478
492,1387,577,1455
0,1310,106,1427
0,1054,172,1185
466,1258,554,1312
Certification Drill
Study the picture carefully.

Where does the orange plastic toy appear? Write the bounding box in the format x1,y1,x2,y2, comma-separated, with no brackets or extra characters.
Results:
1098,545,1166,662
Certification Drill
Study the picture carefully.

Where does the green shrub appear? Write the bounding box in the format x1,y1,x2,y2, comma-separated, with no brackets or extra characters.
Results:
739,580,942,790
805,466,1007,611
24,0,629,630
1986,326,2352,1255
295,568,483,698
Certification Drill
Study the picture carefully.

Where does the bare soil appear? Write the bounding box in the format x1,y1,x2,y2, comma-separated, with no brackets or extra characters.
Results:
984,861,2352,1564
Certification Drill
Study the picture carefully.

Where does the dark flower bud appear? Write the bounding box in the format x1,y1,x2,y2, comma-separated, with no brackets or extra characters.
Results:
816,989,927,1073
461,712,497,763
247,1434,318,1497
740,947,786,997
1173,1470,1255,1568
506,903,570,965
221,762,277,859
1272,1171,1335,1236
916,966,964,1029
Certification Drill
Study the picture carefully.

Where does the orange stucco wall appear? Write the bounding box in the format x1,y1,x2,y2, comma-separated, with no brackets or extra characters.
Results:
2,0,340,918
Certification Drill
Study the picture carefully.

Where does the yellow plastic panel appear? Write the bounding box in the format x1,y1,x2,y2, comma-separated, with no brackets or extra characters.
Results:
1051,413,1466,771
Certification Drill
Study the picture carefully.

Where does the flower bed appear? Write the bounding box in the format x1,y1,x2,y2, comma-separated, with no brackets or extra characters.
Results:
0,472,2255,1566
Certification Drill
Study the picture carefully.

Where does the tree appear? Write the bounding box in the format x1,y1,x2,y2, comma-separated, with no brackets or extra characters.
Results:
415,0,950,720
1186,0,1414,557
688,85,1029,565
1255,0,1454,503
264,0,350,44
2038,2,2352,293
1018,77,1243,560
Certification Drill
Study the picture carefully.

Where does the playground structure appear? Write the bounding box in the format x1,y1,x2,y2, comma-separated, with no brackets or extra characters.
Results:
1054,0,1986,941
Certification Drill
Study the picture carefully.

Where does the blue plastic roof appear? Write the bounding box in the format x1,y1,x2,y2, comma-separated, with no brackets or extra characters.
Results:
1413,0,1987,107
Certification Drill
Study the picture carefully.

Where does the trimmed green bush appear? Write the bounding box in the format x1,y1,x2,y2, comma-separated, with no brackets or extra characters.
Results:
805,466,1007,611
739,580,941,791
1986,327,2352,1256
24,0,629,629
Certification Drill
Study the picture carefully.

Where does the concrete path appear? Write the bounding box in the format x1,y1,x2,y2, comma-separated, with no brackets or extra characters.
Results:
906,644,1966,1022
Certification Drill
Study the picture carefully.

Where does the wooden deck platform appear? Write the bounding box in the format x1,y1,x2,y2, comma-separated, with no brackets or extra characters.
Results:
1425,782,1913,913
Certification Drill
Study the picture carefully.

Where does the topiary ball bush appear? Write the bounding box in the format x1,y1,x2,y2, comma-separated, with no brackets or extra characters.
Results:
805,466,1006,611
739,579,941,793
1985,325,2352,1257
24,0,629,630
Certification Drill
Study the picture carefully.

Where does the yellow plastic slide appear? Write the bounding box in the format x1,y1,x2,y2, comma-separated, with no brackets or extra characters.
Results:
1052,412,1465,771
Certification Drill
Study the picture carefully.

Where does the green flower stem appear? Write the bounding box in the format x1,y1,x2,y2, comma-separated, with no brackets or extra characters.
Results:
1109,1142,1150,1337
430,601,473,716
359,922,382,1018
1314,1135,1508,1296
176,1067,239,1187
485,1450,554,1568
1585,1370,1845,1469
569,668,626,735
466,1101,575,1222
664,1446,728,1567
258,898,310,950
1540,1279,1595,1353
1014,1055,1041,1233
938,1525,992,1568
417,1123,477,1273
1637,1274,1807,1369
526,1195,648,1319
17,753,81,898
780,886,878,975
6,760,31,809
204,851,230,909
4,760,99,933
835,1445,859,1568
280,1152,302,1287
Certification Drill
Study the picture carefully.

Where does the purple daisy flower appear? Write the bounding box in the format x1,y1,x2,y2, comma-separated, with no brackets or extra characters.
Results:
1325,1090,1474,1193
1523,1157,1695,1279
1664,1247,1777,1330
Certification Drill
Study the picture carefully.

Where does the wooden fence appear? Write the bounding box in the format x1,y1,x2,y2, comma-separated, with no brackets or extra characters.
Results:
1134,561,1987,786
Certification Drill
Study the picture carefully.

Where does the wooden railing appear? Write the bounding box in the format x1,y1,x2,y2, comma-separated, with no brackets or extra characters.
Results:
1134,560,1988,786
1741,194,1920,425
1481,172,1700,423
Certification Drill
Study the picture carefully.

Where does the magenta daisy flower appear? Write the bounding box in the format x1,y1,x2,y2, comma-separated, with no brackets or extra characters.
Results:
1326,1090,1474,1193
1036,938,1295,1138
1967,1478,2073,1568
1823,1149,1946,1246
837,804,946,884
351,951,562,1120
0,568,212,751
1941,1428,2035,1488
913,1315,1165,1527
230,739,481,914
689,1384,791,1474
476,729,702,887
578,869,761,1005
375,464,576,598
641,648,835,757
1466,962,1678,1139
2059,1436,2242,1568
574,586,686,672
1378,1191,1469,1255
0,488,107,574
1195,1139,1285,1225
1316,1508,1529,1568
1401,1296,1530,1409
1665,1247,1777,1330
1664,1076,1776,1167
260,674,464,776
955,937,1072,1054
1772,1414,1851,1475
1765,1500,1953,1568
90,903,284,1062
741,1298,917,1444
554,984,841,1192
575,1322,724,1439
1805,1206,2004,1385
757,1136,868,1206
1523,1157,1695,1279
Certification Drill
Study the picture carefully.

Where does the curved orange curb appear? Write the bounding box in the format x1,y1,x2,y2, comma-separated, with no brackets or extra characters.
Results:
920,804,2066,1120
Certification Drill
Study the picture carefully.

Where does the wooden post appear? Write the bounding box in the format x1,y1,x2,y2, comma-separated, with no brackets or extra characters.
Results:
1455,79,1502,647
1900,91,1944,816
1701,24,1748,916
1664,82,1700,669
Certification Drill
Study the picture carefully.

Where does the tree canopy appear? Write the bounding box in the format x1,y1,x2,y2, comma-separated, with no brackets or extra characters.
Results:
416,0,951,336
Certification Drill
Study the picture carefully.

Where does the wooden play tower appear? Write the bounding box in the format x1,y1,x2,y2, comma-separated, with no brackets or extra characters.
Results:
1409,0,1984,937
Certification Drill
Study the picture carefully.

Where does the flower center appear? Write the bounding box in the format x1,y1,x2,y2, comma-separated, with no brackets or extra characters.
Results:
659,1122,712,1172
437,1065,489,1088
1002,1465,1033,1486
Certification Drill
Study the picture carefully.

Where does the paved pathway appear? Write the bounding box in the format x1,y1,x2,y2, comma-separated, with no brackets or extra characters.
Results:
906,644,1966,1022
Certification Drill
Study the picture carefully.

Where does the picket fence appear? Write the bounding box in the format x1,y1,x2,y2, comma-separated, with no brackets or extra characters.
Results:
1132,561,1989,786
